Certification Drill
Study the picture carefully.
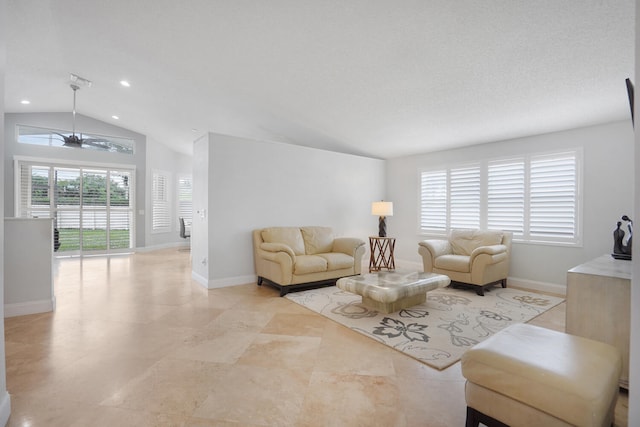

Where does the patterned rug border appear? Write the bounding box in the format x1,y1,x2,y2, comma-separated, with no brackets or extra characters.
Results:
285,285,565,370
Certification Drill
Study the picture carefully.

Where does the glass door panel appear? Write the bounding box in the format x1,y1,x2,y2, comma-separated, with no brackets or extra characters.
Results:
18,162,135,255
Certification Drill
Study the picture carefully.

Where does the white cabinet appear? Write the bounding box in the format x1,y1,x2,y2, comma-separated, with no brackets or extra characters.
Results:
566,255,630,389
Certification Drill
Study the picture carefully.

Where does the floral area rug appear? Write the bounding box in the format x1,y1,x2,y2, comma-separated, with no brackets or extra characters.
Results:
285,285,564,370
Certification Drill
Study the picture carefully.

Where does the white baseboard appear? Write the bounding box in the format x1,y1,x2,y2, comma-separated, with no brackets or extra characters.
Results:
0,391,11,427
192,271,256,290
4,298,56,318
389,259,566,296
137,242,189,252
507,277,566,296
207,275,256,289
191,271,208,288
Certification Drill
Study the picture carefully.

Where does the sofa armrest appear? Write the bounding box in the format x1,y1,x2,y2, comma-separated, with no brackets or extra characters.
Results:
469,244,507,263
332,237,366,256
469,244,510,284
418,239,452,258
259,242,296,260
418,239,452,273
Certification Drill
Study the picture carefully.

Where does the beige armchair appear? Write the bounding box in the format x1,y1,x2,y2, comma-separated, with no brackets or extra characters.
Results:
418,229,512,296
253,226,365,296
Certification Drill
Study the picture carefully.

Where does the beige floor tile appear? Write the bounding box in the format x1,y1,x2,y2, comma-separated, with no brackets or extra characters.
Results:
237,333,322,370
3,249,628,427
193,364,310,426
261,312,329,337
101,358,228,417
297,371,406,427
206,309,274,333
171,330,259,364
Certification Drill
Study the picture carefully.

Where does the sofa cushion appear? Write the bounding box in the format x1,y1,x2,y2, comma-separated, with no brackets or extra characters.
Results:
449,229,503,256
262,227,306,256
434,254,470,273
318,252,354,270
301,226,334,255
294,255,328,274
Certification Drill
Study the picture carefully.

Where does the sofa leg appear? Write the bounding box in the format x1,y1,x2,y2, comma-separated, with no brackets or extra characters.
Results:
466,407,508,427
257,277,263,286
476,287,485,296
501,278,507,288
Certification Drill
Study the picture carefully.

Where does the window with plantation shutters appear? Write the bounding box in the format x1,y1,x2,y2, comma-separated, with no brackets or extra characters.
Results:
420,149,581,245
177,175,193,228
152,171,171,232
15,159,135,253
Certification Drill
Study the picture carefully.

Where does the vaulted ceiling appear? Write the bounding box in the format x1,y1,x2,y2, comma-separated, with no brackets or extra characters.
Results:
4,0,635,159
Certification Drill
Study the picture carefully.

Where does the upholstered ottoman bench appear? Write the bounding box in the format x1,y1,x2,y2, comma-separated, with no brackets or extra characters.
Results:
461,323,622,427
336,271,450,313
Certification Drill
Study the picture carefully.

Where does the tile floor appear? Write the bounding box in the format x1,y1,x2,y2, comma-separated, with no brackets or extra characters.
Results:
4,249,629,426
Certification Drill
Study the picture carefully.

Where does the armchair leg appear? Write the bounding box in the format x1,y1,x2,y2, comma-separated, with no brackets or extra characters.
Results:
476,287,485,296
501,278,507,288
257,277,263,286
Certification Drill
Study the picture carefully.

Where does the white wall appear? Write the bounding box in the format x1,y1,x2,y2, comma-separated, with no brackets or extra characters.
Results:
3,113,147,247
629,1,639,423
387,120,634,290
191,134,210,283
193,132,385,288
0,0,12,421
145,136,192,249
4,218,54,317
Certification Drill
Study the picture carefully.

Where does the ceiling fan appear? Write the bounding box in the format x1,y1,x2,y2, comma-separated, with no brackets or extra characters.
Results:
56,77,112,150
18,74,134,153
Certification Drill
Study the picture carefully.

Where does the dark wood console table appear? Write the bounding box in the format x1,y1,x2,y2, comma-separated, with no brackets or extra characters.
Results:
369,236,396,272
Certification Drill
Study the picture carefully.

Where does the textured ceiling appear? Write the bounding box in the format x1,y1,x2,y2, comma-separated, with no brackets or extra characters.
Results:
4,0,635,159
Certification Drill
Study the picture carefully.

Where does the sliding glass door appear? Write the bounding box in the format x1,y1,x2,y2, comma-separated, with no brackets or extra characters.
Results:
17,160,135,255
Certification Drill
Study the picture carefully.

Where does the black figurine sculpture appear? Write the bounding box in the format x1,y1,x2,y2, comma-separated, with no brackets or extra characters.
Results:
612,215,633,260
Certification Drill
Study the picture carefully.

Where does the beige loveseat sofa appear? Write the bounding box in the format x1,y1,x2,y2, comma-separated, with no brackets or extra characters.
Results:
253,226,366,296
418,229,512,296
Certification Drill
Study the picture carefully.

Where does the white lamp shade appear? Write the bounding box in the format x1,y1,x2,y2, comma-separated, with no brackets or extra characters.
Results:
371,201,393,216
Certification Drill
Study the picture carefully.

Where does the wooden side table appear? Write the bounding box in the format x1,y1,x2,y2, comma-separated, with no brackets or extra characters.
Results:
369,236,396,272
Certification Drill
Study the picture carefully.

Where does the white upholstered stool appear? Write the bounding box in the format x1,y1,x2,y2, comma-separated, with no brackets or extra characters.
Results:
461,323,621,427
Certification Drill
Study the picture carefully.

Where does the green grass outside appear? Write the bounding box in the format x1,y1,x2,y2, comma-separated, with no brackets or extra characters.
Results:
57,228,130,251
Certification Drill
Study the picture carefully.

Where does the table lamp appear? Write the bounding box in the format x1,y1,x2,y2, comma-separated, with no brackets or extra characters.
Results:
371,201,393,237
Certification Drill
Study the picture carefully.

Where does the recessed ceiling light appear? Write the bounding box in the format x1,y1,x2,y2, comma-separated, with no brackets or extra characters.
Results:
20,100,30,105
120,80,131,87
112,115,120,120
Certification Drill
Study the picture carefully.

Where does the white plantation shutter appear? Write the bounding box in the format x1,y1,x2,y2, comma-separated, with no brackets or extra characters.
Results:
529,153,577,239
177,175,193,225
450,165,480,229
419,149,580,245
18,164,52,219
152,171,171,232
420,170,447,232
488,159,525,234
